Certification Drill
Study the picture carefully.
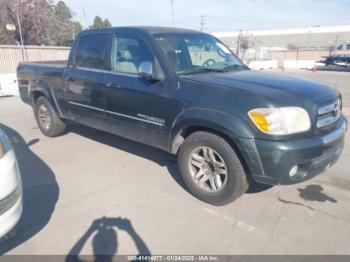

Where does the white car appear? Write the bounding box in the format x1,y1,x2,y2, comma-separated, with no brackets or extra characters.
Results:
0,129,23,239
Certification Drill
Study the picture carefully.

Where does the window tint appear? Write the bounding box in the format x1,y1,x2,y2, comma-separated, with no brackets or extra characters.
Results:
75,34,108,69
111,35,154,74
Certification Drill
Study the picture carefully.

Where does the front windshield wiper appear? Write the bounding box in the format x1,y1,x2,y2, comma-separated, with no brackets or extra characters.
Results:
221,64,250,71
178,67,227,75
178,64,250,75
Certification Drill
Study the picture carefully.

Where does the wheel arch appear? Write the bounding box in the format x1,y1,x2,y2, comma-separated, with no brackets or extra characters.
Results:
169,109,256,178
30,82,62,117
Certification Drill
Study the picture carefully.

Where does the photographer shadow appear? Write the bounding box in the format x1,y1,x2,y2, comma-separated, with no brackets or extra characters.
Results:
66,217,151,262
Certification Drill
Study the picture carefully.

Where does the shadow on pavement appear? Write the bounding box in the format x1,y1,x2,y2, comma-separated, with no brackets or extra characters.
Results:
66,217,150,261
298,184,337,203
69,123,186,190
70,123,275,197
0,124,59,254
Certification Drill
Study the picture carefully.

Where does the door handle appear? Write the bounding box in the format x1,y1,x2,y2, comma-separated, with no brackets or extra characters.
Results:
65,76,74,82
106,82,122,89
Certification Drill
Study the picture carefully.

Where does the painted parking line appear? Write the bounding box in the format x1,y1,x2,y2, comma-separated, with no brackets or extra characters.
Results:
203,207,259,233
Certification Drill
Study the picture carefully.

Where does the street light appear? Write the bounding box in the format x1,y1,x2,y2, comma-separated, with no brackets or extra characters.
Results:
16,12,26,61
5,24,16,31
5,15,26,61
5,22,25,61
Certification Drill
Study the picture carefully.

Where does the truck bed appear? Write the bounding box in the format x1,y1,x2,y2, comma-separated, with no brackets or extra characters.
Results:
19,60,67,68
17,60,67,105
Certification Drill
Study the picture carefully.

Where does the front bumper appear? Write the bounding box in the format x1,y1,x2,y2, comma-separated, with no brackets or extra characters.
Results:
0,149,23,239
239,115,347,185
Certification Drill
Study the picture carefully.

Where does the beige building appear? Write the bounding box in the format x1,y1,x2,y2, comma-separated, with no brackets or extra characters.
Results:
212,25,350,61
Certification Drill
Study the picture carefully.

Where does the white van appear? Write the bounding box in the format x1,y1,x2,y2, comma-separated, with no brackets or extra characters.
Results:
0,129,23,239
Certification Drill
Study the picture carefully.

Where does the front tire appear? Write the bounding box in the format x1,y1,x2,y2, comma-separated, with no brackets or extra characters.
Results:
34,96,66,137
178,131,249,206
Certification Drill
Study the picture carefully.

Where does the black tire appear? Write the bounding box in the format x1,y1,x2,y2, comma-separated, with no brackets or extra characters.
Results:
178,131,249,206
34,96,66,137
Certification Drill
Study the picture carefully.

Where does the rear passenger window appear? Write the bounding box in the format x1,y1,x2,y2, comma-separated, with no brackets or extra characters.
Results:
75,34,108,70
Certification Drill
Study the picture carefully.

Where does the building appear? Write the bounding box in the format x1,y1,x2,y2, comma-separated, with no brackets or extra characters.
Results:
212,24,350,61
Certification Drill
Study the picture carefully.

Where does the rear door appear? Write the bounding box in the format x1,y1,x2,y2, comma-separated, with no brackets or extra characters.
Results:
63,33,110,129
103,33,172,150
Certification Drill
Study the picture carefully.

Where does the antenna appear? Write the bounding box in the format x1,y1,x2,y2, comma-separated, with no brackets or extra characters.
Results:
200,15,205,31
82,9,87,29
170,0,175,27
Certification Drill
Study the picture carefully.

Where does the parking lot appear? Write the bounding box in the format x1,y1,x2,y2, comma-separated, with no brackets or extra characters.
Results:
0,70,350,255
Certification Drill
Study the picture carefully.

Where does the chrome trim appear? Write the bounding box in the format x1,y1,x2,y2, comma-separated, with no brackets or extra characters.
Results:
75,66,140,78
323,123,346,144
317,114,340,128
318,99,340,115
68,101,164,127
68,101,104,112
317,98,341,129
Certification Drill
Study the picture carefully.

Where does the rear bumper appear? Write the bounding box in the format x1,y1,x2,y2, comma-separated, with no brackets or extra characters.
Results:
239,115,347,185
18,85,31,105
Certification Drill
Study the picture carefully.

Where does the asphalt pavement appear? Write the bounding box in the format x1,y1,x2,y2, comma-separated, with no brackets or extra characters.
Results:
0,70,349,255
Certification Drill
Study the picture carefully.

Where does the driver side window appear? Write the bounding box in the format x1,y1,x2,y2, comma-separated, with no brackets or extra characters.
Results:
185,38,226,67
111,35,154,74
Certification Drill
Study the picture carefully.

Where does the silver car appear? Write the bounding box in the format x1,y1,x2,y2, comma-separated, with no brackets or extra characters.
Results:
0,129,23,239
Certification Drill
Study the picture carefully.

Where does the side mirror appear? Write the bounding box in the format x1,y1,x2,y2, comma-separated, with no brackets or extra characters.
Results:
138,61,154,80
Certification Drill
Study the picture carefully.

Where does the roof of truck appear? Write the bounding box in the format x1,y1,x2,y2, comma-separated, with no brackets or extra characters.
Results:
79,26,202,35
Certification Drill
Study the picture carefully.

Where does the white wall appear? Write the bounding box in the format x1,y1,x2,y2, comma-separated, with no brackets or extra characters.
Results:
0,74,19,96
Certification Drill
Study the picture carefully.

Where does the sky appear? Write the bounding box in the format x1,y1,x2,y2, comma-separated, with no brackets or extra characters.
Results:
65,0,350,32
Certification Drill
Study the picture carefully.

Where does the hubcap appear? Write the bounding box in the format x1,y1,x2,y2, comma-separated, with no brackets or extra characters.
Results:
38,104,51,130
188,146,228,192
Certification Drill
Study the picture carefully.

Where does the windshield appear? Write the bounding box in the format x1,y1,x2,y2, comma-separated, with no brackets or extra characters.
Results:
153,33,248,75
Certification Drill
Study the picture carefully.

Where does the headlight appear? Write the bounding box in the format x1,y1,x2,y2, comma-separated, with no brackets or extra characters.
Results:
0,141,5,158
0,130,12,159
248,107,311,135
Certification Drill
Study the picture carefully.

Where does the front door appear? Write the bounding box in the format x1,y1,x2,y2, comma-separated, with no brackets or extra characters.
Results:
104,33,172,150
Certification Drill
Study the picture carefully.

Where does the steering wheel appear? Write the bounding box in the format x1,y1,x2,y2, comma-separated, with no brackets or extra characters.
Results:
202,59,216,67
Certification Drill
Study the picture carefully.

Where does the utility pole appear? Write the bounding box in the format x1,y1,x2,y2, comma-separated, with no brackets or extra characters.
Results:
200,15,205,31
170,0,175,27
16,12,26,61
333,34,339,56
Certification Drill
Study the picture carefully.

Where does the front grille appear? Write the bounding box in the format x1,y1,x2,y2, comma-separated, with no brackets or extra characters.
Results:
316,98,341,131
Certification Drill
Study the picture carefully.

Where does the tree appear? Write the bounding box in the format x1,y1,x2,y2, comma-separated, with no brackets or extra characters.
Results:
239,34,255,59
90,16,111,28
55,1,71,21
0,0,18,44
0,0,82,46
103,19,111,27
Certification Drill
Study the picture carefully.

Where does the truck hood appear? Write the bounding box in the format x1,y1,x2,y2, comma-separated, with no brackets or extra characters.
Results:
182,70,339,103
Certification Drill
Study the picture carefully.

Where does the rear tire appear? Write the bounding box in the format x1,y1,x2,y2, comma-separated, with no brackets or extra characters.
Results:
178,131,248,206
34,96,66,137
